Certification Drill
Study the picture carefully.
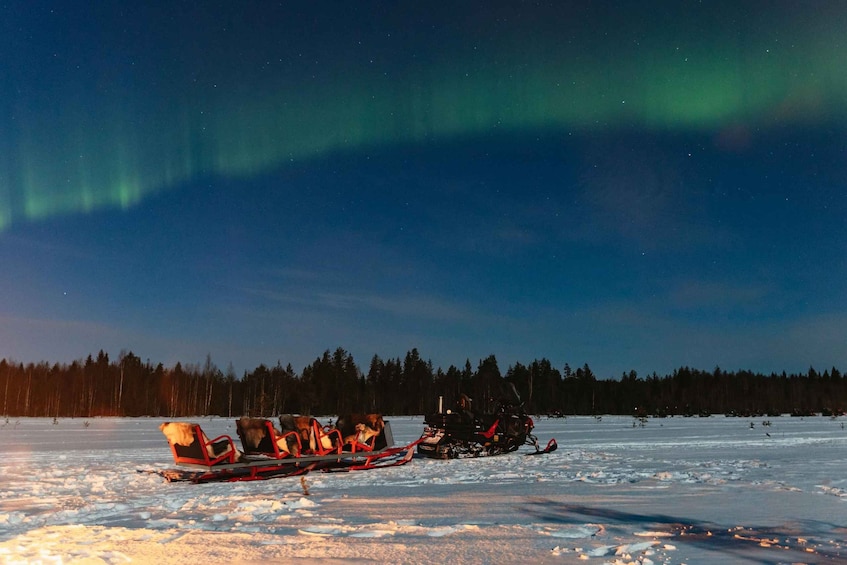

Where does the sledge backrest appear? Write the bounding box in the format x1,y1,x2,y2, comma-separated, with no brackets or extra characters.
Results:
380,420,394,450
254,427,276,453
173,425,206,461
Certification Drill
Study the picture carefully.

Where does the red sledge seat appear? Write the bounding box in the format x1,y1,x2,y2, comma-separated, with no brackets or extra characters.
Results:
163,423,240,466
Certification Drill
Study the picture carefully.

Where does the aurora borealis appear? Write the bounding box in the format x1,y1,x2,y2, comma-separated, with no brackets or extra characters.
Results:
2,1,846,377
5,2,847,229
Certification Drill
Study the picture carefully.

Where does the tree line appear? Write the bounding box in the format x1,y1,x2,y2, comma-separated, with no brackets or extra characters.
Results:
1,348,845,418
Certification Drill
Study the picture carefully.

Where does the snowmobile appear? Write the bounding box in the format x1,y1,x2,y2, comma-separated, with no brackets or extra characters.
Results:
417,385,557,459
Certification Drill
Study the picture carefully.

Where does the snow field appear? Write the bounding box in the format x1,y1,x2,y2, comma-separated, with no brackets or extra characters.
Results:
0,415,845,564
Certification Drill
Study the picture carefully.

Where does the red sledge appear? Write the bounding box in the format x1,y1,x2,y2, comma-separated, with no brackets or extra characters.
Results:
150,418,421,483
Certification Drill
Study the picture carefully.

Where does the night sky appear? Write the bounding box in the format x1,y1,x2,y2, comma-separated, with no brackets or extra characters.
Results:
2,1,845,378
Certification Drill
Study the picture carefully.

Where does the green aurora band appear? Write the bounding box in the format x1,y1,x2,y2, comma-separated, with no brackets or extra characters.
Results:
3,18,846,232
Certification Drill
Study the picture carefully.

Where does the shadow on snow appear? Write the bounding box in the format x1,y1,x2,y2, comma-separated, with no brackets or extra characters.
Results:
522,499,844,563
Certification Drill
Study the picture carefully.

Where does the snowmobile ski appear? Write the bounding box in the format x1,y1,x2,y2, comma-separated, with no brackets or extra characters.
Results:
526,437,558,456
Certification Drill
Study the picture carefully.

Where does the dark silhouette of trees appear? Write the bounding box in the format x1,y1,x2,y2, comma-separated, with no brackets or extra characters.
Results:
300,348,363,415
401,349,434,415
1,349,846,418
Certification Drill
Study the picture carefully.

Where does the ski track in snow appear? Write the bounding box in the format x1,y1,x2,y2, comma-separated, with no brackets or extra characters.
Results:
0,415,845,564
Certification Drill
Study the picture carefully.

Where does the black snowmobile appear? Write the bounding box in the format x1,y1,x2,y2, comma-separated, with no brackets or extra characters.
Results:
417,384,557,459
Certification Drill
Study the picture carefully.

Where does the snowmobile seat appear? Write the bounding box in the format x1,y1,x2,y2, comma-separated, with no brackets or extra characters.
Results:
161,422,240,466
236,417,301,458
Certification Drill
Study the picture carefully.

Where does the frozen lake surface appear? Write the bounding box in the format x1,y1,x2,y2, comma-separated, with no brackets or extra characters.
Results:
1,414,845,564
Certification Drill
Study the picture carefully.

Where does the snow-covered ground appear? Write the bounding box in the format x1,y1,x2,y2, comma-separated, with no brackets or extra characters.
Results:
1,414,845,564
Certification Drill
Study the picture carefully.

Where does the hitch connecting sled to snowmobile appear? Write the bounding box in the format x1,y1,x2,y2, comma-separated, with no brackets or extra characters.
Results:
417,391,557,459
151,416,421,483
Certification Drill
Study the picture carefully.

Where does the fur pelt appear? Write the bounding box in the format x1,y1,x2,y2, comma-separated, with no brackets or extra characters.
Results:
277,434,299,456
335,413,385,443
343,422,381,447
159,421,196,447
237,417,269,450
